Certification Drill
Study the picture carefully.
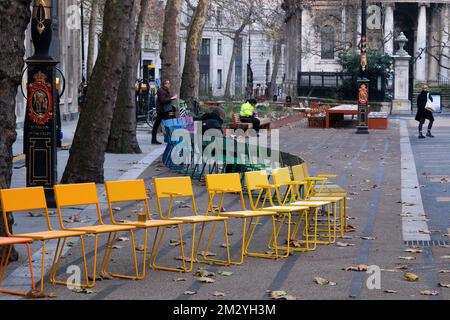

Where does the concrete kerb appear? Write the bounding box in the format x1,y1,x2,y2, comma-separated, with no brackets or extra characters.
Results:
0,145,166,299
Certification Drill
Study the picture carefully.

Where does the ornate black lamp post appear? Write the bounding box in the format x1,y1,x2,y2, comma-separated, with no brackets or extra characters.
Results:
356,0,370,134
24,0,59,206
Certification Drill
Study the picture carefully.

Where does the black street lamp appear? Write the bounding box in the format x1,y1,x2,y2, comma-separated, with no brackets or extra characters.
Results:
247,22,254,99
24,0,59,206
356,0,370,134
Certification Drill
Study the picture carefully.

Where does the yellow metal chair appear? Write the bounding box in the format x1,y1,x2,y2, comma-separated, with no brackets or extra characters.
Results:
0,187,90,294
271,167,336,246
54,183,139,284
205,173,279,265
0,237,35,297
299,162,347,197
153,176,231,271
292,164,349,237
244,170,310,257
105,180,187,276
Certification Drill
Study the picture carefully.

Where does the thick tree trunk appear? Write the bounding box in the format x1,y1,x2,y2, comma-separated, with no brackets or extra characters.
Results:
160,0,182,96
86,0,99,79
180,0,210,107
106,0,144,154
224,35,239,100
269,35,282,97
0,0,32,260
62,0,135,183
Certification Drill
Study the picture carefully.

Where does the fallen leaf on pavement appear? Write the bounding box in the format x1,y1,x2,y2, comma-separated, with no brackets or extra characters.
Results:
175,256,194,263
438,283,450,288
420,290,439,296
314,277,337,286
169,239,185,247
438,270,450,273
135,244,145,252
343,264,368,272
336,242,355,247
404,248,423,253
199,251,217,257
184,291,197,296
361,236,376,240
117,237,130,242
195,269,215,278
213,291,226,297
112,245,123,250
28,212,43,218
218,271,233,277
384,290,398,294
173,278,187,282
112,207,121,212
72,288,95,294
196,277,215,284
399,256,416,261
396,265,410,270
404,272,419,282
47,292,58,298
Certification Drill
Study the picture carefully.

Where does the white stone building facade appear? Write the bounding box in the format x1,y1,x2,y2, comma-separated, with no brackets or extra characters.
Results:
283,0,450,96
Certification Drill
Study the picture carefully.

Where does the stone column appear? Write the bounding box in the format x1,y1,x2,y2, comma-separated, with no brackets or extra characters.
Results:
440,4,449,79
415,3,428,82
383,3,395,56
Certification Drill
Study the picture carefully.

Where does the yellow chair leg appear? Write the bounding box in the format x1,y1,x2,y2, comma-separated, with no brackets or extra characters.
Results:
104,230,140,280
49,236,91,289
151,226,189,273
0,244,37,297
198,220,231,266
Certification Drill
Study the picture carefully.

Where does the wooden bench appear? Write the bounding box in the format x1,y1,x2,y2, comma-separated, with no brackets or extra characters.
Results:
230,113,271,130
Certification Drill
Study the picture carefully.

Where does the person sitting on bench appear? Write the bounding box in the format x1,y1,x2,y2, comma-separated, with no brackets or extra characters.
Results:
239,98,260,133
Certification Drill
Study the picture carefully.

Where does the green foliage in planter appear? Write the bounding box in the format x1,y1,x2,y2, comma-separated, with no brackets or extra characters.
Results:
338,49,392,101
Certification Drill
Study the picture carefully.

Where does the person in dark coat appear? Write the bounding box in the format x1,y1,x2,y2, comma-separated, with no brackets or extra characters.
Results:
415,84,435,139
152,80,178,144
201,108,226,134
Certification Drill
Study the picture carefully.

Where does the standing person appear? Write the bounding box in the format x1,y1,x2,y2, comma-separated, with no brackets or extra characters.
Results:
415,84,435,139
239,98,260,133
152,80,178,145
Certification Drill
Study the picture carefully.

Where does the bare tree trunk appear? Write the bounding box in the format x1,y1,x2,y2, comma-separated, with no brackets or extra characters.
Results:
180,0,210,107
269,35,282,97
161,0,182,96
106,0,144,154
62,0,135,183
224,34,239,100
0,0,32,260
86,0,99,79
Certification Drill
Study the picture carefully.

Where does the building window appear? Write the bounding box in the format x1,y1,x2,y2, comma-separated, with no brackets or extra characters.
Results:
217,39,222,56
321,25,335,60
144,34,151,49
216,9,223,26
201,39,210,56
217,69,223,89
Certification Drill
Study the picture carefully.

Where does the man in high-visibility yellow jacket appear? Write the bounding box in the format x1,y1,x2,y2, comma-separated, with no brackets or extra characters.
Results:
239,98,260,133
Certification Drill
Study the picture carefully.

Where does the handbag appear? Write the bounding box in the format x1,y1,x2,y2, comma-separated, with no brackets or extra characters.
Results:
425,93,437,113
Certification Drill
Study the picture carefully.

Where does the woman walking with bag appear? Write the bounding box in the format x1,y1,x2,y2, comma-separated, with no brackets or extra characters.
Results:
415,84,435,139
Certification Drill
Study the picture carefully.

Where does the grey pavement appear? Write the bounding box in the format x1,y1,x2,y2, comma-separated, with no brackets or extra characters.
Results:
1,116,450,300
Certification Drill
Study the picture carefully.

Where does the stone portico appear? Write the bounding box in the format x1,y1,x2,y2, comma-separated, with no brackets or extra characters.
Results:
282,0,450,97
